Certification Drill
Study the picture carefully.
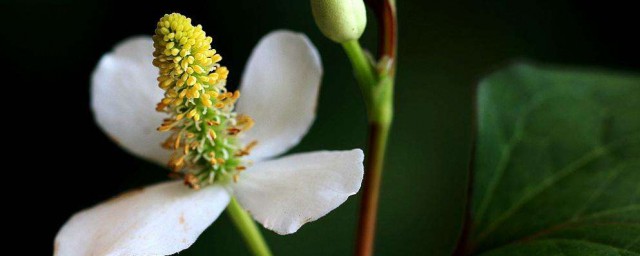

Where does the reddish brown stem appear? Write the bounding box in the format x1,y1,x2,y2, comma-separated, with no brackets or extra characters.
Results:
356,123,390,256
366,0,397,62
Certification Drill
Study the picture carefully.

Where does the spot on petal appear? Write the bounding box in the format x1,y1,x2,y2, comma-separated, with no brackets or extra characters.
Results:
179,212,185,224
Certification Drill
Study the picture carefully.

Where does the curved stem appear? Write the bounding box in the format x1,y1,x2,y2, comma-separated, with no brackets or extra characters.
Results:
227,197,272,256
366,0,397,65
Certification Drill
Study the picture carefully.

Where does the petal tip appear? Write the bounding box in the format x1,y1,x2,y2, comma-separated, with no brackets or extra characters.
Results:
255,29,322,76
54,181,230,256
351,148,365,161
237,29,323,160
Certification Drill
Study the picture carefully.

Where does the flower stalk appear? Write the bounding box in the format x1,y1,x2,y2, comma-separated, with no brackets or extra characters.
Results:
340,0,397,255
342,40,376,109
227,197,273,256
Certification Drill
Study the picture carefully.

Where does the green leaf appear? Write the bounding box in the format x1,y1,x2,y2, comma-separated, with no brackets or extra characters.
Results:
469,63,640,255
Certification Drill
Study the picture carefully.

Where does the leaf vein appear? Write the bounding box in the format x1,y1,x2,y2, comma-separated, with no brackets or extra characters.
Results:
477,137,640,242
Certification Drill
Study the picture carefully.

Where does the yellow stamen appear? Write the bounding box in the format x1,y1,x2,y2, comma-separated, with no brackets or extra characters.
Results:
187,109,197,118
184,174,200,190
169,155,185,171
174,132,181,149
245,140,258,152
227,127,241,135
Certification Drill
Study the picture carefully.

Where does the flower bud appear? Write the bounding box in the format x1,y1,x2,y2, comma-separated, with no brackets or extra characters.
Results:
310,0,367,43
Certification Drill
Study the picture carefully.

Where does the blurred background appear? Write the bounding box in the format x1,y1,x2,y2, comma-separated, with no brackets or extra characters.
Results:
4,0,638,255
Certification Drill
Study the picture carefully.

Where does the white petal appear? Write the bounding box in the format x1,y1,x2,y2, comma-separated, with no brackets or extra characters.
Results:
91,36,170,165
55,181,230,256
236,30,323,161
232,149,364,235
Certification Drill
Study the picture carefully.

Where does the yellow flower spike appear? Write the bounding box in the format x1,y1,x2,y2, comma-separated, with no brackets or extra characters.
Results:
153,13,254,189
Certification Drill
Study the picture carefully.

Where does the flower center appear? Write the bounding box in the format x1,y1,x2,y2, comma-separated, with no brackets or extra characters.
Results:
152,13,255,189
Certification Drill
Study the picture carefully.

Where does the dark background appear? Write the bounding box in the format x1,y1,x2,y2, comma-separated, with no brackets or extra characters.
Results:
4,0,638,255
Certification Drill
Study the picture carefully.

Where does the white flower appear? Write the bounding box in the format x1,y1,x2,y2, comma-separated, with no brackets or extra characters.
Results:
55,31,364,256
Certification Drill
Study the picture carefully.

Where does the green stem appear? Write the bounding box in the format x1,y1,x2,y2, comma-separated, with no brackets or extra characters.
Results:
226,197,272,256
342,40,378,100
